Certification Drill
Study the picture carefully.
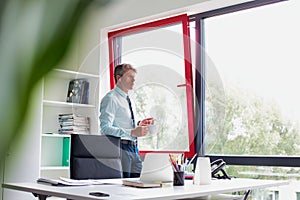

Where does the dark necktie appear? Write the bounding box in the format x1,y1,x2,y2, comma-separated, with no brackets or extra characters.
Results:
126,96,135,128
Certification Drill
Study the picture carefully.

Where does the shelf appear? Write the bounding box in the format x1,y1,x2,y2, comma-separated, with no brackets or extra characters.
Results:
42,133,71,138
40,65,99,180
43,100,95,108
41,166,69,171
52,68,99,79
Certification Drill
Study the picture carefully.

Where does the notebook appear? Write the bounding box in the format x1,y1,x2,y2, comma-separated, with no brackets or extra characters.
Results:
123,153,173,188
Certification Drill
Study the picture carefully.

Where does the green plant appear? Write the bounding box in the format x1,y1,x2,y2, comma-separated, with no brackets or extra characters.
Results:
0,0,108,161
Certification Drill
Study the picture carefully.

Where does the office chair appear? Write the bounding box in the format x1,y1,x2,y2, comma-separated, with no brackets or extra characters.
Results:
70,134,122,180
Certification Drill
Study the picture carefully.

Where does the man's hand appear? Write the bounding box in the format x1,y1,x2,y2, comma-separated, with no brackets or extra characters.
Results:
131,126,149,137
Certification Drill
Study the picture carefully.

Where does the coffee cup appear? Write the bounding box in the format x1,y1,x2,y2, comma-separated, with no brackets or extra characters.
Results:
148,124,158,135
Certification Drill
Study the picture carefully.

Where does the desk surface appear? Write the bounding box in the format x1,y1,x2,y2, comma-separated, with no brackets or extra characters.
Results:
3,178,289,200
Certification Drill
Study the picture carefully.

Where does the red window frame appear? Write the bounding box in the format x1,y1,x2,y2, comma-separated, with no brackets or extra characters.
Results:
107,14,195,158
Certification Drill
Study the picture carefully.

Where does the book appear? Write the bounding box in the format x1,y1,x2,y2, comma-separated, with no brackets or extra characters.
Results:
58,113,90,134
122,179,162,188
66,79,89,104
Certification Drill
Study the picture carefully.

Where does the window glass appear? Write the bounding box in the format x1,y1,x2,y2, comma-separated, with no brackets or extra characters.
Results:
108,15,194,154
122,24,189,151
204,0,300,156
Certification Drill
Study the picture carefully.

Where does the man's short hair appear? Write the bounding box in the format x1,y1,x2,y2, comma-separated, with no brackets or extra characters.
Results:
114,63,137,83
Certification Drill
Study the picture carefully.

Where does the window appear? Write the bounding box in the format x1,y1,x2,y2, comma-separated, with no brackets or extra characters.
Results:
108,15,195,157
191,0,300,166
191,1,300,198
204,0,300,157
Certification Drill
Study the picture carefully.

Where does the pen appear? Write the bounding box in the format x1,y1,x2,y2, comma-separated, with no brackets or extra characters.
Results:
169,159,177,172
186,153,197,169
181,153,185,165
169,154,180,172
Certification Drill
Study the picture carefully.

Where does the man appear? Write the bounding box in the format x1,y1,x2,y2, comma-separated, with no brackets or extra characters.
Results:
99,63,152,178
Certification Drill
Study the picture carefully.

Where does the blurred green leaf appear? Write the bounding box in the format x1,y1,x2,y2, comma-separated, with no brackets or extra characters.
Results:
0,0,108,160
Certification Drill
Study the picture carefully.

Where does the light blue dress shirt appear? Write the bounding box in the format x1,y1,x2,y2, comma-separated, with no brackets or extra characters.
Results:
99,86,137,141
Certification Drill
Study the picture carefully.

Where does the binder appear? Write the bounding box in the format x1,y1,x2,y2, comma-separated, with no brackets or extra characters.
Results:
62,137,70,166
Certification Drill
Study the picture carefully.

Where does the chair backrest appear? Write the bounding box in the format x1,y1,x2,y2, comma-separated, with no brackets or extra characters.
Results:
70,134,122,179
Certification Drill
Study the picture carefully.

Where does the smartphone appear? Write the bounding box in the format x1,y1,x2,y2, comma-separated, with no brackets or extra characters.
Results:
89,192,110,197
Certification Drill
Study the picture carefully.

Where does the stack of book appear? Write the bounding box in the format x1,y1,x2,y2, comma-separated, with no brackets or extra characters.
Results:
66,79,89,104
58,113,90,134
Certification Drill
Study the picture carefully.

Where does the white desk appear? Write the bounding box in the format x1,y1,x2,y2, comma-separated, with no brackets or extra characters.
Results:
2,178,289,200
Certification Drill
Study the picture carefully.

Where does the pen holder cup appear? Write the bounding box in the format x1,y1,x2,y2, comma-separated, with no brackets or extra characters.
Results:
173,171,185,186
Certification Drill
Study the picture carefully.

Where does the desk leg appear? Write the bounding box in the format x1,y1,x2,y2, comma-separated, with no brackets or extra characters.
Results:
32,193,51,200
242,190,251,200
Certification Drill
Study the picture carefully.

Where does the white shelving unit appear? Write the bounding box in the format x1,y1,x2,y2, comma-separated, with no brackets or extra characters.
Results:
40,68,100,179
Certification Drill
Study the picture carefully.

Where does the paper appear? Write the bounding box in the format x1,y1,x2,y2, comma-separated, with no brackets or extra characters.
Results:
37,177,104,186
59,177,104,185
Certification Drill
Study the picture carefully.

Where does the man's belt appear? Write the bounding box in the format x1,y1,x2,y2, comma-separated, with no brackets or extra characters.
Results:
121,140,137,146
